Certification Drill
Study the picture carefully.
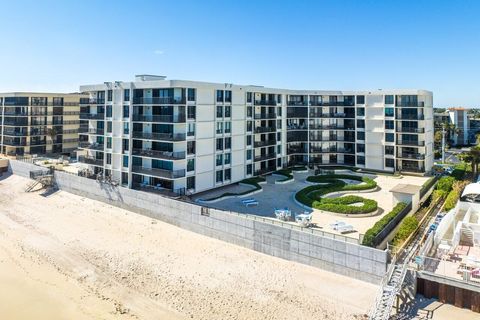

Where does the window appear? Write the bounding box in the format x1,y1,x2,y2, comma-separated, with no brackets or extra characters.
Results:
216,122,223,134
123,155,129,167
124,89,130,102
224,168,231,181
216,170,223,183
216,138,223,151
357,156,365,165
123,105,129,118
385,120,394,130
122,138,129,152
277,94,282,104
385,158,395,168
385,133,394,142
187,105,196,119
357,119,365,128
107,121,112,133
277,132,281,141
187,176,195,190
277,145,282,154
277,106,282,117
187,159,195,172
385,95,394,104
187,88,196,101
385,146,394,155
225,90,232,103
106,105,112,118
277,158,282,167
246,135,252,146
246,121,252,132
225,122,231,134
106,153,112,165
224,105,231,117
357,107,365,116
224,153,231,165
216,105,223,118
356,95,365,104
357,131,365,140
246,92,252,103
107,90,112,102
224,137,231,149
53,97,64,106
216,154,223,166
216,90,224,103
123,122,129,134
385,107,394,117
187,123,195,136
107,137,112,149
122,172,128,186
187,141,195,154
246,164,252,175
357,144,365,153
247,106,252,117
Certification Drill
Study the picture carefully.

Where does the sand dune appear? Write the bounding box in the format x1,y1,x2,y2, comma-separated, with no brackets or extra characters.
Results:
0,173,376,319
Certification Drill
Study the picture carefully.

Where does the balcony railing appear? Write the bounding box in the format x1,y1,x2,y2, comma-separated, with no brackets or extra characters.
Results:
253,140,276,148
397,140,425,146
79,142,104,150
132,131,186,141
287,101,308,106
2,131,29,137
396,101,425,108
286,125,308,130
131,166,185,179
307,101,355,107
132,97,186,104
79,98,105,105
254,166,277,176
399,166,425,173
80,113,105,120
396,114,425,120
398,153,425,160
131,148,186,160
132,114,186,123
396,127,425,133
308,124,355,130
254,113,277,119
78,156,104,166
254,100,277,106
254,127,277,134
287,147,307,154
78,127,105,135
254,153,277,162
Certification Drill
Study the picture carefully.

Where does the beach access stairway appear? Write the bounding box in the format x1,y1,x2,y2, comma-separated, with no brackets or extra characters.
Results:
25,169,54,192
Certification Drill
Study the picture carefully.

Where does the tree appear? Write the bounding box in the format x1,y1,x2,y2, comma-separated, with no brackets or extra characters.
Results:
46,127,58,144
460,146,480,176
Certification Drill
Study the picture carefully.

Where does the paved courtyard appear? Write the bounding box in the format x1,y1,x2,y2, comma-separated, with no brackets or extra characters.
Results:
194,170,430,240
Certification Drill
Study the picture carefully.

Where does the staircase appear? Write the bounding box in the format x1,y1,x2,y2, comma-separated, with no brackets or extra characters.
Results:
25,169,54,192
460,227,474,246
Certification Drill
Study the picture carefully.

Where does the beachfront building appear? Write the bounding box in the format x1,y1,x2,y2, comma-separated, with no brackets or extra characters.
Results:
434,107,475,146
77,75,434,195
0,92,83,156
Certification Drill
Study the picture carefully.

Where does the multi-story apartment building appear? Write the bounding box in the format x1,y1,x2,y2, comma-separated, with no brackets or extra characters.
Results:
0,92,83,156
78,75,433,195
434,107,475,146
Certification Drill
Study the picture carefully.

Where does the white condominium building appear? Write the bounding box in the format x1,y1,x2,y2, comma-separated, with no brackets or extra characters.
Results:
77,75,433,195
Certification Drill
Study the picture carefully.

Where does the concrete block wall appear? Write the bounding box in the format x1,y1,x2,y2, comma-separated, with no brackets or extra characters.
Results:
8,159,388,284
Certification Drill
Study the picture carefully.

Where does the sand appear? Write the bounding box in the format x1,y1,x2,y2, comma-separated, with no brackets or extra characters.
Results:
0,173,377,319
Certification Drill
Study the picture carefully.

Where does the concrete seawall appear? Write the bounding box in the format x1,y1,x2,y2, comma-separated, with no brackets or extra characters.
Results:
8,159,388,284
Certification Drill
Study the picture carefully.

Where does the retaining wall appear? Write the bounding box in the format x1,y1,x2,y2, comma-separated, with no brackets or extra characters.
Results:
8,159,388,284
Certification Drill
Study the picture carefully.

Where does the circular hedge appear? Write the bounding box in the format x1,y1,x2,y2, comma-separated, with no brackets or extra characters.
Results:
295,174,378,214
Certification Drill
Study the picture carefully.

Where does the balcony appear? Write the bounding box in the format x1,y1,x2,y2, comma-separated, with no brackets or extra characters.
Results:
132,131,186,141
396,101,425,108
254,140,276,148
78,156,104,166
254,100,277,106
2,140,27,146
254,113,276,119
287,101,308,106
132,166,185,179
254,153,277,162
309,124,355,130
80,113,105,120
2,131,28,137
399,165,425,173
132,182,182,197
396,127,425,133
307,101,355,107
132,97,186,105
287,146,307,154
132,148,186,160
254,166,277,176
3,119,28,126
78,127,105,135
286,124,308,130
254,126,277,134
287,108,308,118
397,140,425,147
79,142,104,150
79,98,105,105
132,114,186,123
396,114,425,120
398,153,425,160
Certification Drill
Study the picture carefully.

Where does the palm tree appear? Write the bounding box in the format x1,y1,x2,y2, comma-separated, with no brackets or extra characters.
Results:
461,146,480,177
46,127,58,144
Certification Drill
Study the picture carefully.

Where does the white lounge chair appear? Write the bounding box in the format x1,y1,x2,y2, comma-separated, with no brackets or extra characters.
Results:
242,198,258,206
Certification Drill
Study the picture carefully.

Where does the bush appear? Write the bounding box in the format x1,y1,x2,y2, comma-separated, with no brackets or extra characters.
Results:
203,176,265,201
274,169,293,182
444,189,460,212
362,202,408,247
313,195,378,214
393,216,419,246
436,176,455,193
432,189,448,202
451,163,467,180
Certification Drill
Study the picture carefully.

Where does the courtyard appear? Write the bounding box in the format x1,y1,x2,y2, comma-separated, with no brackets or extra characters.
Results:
193,170,430,240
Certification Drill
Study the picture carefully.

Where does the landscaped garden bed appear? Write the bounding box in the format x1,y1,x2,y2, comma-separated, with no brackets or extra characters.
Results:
198,177,266,203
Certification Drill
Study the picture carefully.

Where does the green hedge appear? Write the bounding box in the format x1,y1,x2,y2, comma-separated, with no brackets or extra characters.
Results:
451,163,467,180
436,176,455,193
393,216,419,246
362,202,408,247
203,177,265,201
291,166,308,171
274,169,293,182
295,174,378,214
444,189,460,211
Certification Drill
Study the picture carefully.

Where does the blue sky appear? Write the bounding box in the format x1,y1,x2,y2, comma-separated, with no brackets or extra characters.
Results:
0,0,479,107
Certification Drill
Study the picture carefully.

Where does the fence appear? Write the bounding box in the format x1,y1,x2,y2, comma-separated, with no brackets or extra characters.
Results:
420,175,440,199
8,159,389,284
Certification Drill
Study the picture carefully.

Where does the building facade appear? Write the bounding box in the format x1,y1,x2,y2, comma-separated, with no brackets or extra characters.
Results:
78,75,434,195
0,92,82,156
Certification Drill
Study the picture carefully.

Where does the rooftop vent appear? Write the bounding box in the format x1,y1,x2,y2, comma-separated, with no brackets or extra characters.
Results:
135,74,167,82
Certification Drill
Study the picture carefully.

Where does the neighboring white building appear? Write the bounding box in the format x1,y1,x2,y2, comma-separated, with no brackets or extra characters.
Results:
449,107,470,145
77,75,434,195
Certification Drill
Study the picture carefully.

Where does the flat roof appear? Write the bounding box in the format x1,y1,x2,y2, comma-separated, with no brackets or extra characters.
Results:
390,184,422,195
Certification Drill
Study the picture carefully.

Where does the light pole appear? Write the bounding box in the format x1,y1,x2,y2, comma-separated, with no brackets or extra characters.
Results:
442,124,446,163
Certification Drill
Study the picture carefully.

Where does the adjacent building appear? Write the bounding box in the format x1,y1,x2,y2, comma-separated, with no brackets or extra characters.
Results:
434,107,476,146
77,75,434,195
0,93,83,156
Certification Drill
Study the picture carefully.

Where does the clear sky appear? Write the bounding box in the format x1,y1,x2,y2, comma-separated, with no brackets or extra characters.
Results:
0,0,479,107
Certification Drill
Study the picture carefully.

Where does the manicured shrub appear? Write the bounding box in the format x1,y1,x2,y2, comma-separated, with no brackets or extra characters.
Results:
443,189,460,212
436,176,455,193
203,176,265,201
393,216,419,246
313,195,378,214
362,202,408,247
432,189,447,202
274,169,293,182
451,163,467,180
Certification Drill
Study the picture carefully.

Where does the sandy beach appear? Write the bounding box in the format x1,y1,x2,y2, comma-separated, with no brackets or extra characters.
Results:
0,173,377,319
